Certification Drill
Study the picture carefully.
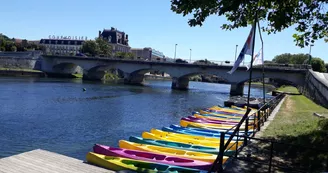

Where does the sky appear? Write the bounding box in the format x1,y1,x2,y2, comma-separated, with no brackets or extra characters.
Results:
1,0,327,62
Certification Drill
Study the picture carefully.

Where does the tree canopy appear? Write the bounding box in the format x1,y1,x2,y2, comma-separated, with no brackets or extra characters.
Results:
171,0,328,47
272,53,326,72
311,58,327,72
81,38,112,57
272,53,309,64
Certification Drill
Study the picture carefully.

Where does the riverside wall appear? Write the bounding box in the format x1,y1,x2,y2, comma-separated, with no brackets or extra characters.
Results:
0,51,42,70
301,70,328,108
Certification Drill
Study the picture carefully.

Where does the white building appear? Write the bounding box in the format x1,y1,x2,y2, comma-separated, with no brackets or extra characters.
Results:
39,36,87,55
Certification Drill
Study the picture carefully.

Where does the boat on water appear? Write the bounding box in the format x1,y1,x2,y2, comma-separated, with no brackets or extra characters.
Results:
86,152,204,172
142,131,241,150
119,140,228,163
129,136,225,155
149,129,243,150
168,124,253,136
193,113,242,122
180,120,254,131
182,116,241,125
93,144,212,170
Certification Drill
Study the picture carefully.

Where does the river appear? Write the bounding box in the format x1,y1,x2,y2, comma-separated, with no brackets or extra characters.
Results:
0,77,272,160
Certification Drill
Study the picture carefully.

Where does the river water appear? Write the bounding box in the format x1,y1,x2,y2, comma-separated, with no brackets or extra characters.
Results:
0,77,271,160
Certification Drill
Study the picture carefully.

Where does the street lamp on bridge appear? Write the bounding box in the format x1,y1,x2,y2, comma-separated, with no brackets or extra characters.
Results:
174,44,178,60
234,45,238,61
308,44,314,65
189,49,192,63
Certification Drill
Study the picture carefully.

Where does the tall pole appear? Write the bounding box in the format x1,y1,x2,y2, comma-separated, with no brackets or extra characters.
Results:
235,44,238,61
258,22,265,105
174,44,178,60
189,49,192,63
209,12,258,173
308,45,313,65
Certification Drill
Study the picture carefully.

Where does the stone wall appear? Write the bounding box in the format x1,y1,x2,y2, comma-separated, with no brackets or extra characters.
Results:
0,51,42,70
302,70,328,108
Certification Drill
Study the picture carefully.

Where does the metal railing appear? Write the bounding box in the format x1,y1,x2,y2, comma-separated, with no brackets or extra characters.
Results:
211,93,328,172
210,94,285,172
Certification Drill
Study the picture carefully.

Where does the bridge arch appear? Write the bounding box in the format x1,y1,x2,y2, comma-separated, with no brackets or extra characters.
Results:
84,65,125,81
51,62,83,78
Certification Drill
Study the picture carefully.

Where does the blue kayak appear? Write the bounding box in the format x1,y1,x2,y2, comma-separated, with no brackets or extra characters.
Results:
169,125,253,136
162,126,242,140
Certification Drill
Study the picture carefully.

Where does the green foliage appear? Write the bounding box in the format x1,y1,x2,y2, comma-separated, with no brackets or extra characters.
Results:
193,59,217,65
81,40,99,56
311,57,326,72
114,52,134,59
272,53,309,64
81,38,112,57
96,38,112,57
10,45,17,52
171,0,328,47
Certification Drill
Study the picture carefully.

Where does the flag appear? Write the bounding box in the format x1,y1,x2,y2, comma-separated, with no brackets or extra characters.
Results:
246,48,263,70
228,25,255,74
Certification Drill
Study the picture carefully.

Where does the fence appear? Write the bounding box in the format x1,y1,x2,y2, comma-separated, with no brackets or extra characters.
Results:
210,93,328,172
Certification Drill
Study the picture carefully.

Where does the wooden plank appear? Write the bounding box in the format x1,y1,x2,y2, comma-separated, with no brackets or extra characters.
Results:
0,149,114,173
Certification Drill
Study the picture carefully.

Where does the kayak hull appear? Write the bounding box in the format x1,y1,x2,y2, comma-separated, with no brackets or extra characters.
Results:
86,152,202,172
119,140,228,163
93,144,212,170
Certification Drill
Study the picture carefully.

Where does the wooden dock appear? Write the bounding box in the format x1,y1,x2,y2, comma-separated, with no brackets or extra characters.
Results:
0,149,114,173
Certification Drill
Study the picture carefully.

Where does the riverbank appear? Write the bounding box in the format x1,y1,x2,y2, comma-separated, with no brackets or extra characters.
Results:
0,68,45,77
261,88,328,171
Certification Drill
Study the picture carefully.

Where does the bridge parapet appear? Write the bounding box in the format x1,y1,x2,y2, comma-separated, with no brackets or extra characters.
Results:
41,55,310,95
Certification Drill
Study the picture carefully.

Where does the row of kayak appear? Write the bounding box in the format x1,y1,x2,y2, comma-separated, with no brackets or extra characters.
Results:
86,105,258,172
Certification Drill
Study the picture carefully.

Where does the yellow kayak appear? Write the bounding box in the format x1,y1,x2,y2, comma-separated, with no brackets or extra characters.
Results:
209,106,257,115
180,120,254,131
119,140,228,163
142,131,241,150
150,129,243,149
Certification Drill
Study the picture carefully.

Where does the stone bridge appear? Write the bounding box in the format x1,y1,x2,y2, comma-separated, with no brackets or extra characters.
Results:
41,55,309,96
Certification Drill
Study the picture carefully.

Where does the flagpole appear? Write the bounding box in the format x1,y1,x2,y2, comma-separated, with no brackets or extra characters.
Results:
258,22,265,105
208,12,258,173
246,16,258,108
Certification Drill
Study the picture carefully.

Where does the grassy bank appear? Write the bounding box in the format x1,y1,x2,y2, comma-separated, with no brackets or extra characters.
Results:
0,68,42,73
275,85,300,94
261,91,328,171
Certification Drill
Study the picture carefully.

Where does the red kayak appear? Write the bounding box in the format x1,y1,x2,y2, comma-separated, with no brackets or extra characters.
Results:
93,144,212,170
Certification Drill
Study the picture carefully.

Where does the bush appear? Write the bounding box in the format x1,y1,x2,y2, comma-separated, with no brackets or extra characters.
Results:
175,59,188,63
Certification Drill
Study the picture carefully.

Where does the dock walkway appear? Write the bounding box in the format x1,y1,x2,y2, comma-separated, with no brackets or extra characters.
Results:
0,149,114,173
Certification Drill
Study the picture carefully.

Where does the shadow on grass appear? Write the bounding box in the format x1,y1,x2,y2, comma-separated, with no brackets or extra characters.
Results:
262,118,328,172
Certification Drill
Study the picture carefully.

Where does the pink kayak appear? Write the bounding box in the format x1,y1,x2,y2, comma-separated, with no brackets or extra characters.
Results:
93,144,212,170
186,116,239,125
182,117,238,125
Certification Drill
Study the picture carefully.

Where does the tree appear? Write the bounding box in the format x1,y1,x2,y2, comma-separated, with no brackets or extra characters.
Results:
81,40,99,56
115,52,126,59
10,45,17,52
125,52,135,59
171,0,328,47
96,38,112,57
311,58,326,72
272,53,292,64
273,53,309,64
325,64,328,72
